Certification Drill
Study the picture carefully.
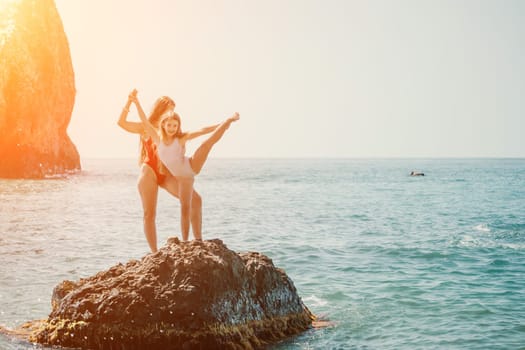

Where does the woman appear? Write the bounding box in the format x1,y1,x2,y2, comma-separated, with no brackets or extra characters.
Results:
118,91,203,252
129,90,239,242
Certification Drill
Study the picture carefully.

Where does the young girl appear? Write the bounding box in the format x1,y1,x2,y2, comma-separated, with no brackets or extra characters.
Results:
129,90,240,241
118,91,203,252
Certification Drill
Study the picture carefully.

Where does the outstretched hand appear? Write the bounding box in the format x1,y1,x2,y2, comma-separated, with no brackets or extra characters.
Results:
128,89,138,104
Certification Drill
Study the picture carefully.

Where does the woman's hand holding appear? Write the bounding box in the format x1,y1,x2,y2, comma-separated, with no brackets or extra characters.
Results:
128,89,138,104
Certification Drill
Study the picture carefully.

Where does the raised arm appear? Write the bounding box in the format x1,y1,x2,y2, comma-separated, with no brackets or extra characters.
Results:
117,90,144,134
185,112,240,141
129,90,161,145
184,123,221,141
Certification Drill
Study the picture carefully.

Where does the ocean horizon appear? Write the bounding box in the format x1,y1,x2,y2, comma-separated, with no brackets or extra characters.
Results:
1,157,524,349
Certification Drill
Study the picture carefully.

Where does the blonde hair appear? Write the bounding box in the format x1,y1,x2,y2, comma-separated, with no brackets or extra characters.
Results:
159,111,186,142
139,96,175,165
149,96,175,127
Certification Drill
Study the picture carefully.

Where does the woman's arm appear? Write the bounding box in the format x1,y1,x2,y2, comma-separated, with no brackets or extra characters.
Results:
184,123,220,141
117,91,144,134
129,90,161,144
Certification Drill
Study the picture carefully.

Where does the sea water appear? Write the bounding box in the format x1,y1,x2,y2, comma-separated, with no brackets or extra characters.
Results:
0,158,524,349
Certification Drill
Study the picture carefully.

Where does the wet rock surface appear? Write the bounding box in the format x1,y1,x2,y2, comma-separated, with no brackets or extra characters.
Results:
27,239,314,349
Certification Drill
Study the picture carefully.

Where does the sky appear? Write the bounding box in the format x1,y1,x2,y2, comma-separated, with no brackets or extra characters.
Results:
54,0,525,159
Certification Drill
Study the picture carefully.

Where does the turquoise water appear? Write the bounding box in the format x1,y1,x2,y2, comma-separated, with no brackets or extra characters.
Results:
0,158,524,349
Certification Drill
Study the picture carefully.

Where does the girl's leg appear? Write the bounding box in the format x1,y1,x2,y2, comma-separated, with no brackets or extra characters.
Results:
191,190,202,240
189,113,239,175
137,164,159,253
162,175,203,240
177,177,195,241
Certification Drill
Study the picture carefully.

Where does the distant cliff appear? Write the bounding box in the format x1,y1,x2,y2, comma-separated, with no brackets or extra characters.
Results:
21,238,314,349
0,0,80,179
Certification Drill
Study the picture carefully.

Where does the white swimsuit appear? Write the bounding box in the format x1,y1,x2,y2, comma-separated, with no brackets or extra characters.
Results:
157,139,195,178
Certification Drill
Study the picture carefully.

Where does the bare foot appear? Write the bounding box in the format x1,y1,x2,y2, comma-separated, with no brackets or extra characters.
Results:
221,113,240,131
228,112,240,123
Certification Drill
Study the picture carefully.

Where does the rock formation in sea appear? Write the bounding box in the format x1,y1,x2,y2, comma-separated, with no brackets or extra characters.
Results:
0,0,80,179
24,238,314,349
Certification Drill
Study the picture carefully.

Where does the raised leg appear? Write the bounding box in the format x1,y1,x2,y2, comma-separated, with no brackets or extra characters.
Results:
189,113,239,175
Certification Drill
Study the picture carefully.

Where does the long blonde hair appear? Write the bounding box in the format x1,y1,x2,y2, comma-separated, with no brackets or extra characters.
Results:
139,96,175,164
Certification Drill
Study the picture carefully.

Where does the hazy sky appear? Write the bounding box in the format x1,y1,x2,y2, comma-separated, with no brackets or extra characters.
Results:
54,0,525,159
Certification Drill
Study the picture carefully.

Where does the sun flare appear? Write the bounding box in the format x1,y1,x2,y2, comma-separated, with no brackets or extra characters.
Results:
0,0,20,22
0,0,20,10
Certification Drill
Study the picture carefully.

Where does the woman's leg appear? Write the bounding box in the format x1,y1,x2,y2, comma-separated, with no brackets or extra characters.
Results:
189,113,239,175
137,164,159,253
177,177,195,241
162,175,203,240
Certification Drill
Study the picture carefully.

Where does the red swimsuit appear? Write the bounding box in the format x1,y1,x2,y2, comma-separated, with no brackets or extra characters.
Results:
142,138,166,184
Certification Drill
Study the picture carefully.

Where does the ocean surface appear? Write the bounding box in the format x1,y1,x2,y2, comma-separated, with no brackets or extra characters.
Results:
0,158,524,350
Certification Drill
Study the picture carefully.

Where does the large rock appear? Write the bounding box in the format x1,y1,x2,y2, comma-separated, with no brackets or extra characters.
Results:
0,0,80,179
27,239,314,349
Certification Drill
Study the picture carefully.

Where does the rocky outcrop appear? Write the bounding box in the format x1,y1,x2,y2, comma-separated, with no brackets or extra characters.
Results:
0,0,80,179
26,239,314,349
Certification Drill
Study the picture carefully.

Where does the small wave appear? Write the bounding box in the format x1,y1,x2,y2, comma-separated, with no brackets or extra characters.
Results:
473,224,490,233
457,234,486,248
303,295,328,307
43,168,81,179
43,173,70,180
489,259,510,266
453,234,525,250
493,222,525,235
